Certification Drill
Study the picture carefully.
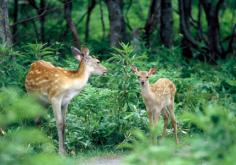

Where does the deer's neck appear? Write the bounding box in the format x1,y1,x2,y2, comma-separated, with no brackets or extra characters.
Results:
141,83,154,99
75,60,90,83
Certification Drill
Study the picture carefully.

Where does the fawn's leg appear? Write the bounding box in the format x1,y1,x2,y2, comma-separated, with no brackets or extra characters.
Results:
169,102,179,144
162,109,169,138
147,110,153,128
152,108,161,144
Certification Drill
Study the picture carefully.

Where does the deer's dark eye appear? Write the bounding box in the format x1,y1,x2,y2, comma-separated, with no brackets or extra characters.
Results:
97,61,100,64
146,76,149,78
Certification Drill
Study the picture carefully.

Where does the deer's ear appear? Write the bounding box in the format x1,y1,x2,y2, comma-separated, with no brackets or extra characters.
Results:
81,47,90,56
71,47,84,61
148,68,156,76
131,66,139,74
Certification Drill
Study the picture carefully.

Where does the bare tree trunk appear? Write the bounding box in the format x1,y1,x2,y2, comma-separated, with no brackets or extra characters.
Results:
85,0,96,42
200,0,224,61
12,0,18,43
179,0,193,59
105,0,126,47
160,0,173,47
0,0,12,46
64,0,80,48
206,14,221,60
144,0,161,46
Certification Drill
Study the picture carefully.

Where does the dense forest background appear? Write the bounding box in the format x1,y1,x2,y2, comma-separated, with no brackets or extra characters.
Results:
0,0,236,164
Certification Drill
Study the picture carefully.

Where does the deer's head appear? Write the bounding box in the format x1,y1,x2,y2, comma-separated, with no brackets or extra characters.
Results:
71,47,107,75
132,66,156,86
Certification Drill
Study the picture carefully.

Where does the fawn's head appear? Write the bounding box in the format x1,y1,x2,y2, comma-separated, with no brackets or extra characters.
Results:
71,47,107,75
132,66,156,86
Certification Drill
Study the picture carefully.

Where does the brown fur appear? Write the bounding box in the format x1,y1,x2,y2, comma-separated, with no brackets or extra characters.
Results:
25,60,87,99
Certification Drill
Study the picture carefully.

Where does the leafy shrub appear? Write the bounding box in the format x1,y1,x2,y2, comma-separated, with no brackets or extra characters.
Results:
0,88,73,165
0,43,65,89
125,104,236,165
0,45,24,88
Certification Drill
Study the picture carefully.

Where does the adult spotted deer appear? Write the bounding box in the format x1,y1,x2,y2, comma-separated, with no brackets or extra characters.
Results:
132,66,179,144
25,47,107,155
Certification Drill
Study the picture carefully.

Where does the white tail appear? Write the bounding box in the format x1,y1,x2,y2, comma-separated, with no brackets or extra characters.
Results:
25,47,107,154
132,66,178,144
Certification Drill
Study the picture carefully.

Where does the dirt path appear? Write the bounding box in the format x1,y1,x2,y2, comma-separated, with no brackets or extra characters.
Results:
80,156,124,165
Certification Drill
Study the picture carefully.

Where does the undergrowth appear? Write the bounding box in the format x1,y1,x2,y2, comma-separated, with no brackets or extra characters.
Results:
0,43,236,163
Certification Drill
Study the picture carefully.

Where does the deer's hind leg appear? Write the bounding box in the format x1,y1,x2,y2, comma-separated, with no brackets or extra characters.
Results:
51,96,66,155
168,101,179,144
162,108,169,138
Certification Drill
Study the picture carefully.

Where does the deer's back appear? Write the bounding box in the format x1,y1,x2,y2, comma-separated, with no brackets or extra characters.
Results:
151,78,176,96
25,60,70,97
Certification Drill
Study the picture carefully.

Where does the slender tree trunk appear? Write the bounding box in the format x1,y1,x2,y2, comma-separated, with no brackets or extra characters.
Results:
0,0,12,46
160,0,173,47
27,0,46,42
105,0,126,47
144,0,161,46
196,0,204,41
13,0,18,43
85,0,96,42
64,0,80,48
99,0,106,39
38,0,46,42
206,13,221,60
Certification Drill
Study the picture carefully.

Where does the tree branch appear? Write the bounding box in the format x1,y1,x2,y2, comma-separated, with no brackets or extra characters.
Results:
10,7,59,26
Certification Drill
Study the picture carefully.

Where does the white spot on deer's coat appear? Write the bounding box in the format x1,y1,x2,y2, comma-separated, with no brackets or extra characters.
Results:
35,70,41,74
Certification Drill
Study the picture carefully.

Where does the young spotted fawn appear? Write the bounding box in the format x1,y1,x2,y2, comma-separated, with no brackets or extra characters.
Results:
132,66,178,144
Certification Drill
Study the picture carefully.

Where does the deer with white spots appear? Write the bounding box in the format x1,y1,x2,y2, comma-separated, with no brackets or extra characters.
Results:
132,66,179,144
25,47,107,155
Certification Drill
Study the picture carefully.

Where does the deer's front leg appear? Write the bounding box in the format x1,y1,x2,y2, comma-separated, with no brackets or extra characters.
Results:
51,97,66,155
153,107,161,128
62,103,69,123
147,109,153,128
152,107,161,144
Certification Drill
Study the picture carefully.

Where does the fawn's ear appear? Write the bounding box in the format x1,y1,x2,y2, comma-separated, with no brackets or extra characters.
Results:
131,66,139,74
148,68,156,76
71,47,84,61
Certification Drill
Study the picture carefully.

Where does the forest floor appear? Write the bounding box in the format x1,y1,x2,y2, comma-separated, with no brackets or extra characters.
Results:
77,150,125,165
79,155,124,165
